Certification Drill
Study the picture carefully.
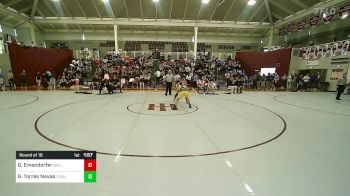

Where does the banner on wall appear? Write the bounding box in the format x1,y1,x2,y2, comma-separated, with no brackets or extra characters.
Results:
306,61,320,66
300,40,350,60
339,3,350,19
309,15,321,27
322,7,337,24
282,4,349,35
287,23,295,34
330,69,344,80
278,28,287,36
297,19,307,31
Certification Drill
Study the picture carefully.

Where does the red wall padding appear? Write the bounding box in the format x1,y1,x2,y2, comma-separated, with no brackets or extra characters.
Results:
235,48,292,76
8,43,73,85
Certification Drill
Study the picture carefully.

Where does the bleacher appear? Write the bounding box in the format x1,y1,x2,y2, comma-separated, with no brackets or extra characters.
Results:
125,41,141,51
148,41,165,51
172,42,188,52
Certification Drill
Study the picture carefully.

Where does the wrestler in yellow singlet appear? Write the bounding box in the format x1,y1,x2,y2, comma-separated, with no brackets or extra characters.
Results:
174,82,192,109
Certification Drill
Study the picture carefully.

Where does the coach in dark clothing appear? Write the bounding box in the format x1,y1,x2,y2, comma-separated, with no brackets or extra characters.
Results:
20,70,27,90
99,79,106,94
336,75,347,100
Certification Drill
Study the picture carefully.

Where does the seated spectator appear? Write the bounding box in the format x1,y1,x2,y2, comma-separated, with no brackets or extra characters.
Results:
207,80,217,95
49,76,56,90
236,77,244,94
197,79,207,94
227,77,238,94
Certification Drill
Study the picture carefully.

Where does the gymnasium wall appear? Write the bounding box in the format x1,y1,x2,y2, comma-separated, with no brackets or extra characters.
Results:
15,28,31,45
235,48,293,76
8,43,73,86
289,51,350,91
0,53,11,85
45,40,256,57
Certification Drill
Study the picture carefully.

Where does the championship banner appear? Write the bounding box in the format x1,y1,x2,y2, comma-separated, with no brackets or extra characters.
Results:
297,18,307,31
322,7,336,24
278,28,286,36
300,40,350,60
339,3,350,19
287,23,295,34
309,15,320,27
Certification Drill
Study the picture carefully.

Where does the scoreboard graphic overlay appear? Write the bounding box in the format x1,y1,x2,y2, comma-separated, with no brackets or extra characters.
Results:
16,151,96,183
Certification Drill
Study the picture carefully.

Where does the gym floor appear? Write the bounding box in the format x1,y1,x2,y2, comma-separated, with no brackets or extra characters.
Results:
1,91,349,196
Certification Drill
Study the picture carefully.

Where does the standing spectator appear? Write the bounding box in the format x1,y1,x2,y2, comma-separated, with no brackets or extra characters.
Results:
192,73,198,90
0,68,4,91
251,74,258,90
139,74,145,90
287,74,293,91
8,70,15,90
20,70,28,90
164,70,174,96
261,74,266,91
237,77,244,94
336,74,347,100
35,72,41,87
315,72,321,91
154,70,161,87
257,73,262,90
281,74,287,90
310,73,316,92
266,73,272,91
271,74,280,91
302,74,310,91
49,76,56,90
297,74,303,91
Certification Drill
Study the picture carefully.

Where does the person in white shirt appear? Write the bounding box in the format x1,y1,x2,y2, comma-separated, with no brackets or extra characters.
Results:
302,74,310,90
163,70,174,96
197,79,207,94
104,73,110,80
155,70,161,87
287,74,293,91
208,80,217,94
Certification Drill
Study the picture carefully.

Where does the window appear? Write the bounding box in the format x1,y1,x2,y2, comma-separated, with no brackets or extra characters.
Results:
260,68,276,76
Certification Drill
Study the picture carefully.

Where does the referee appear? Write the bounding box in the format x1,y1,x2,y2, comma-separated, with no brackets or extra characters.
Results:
164,70,174,96
336,74,347,100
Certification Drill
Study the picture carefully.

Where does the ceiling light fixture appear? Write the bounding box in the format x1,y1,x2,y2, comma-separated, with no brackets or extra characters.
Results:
202,0,210,4
152,0,159,2
102,0,109,3
248,0,256,6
